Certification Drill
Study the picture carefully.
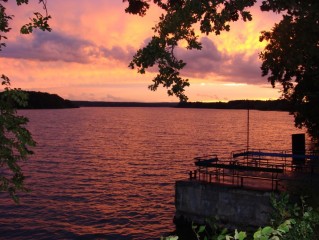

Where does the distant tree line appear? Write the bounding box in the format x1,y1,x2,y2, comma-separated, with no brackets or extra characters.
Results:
1,91,78,109
74,98,291,111
177,99,292,111
1,91,292,110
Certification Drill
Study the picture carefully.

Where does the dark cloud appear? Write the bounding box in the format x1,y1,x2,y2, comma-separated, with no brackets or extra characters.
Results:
1,30,135,64
100,45,136,63
223,52,263,84
174,37,265,84
176,37,225,70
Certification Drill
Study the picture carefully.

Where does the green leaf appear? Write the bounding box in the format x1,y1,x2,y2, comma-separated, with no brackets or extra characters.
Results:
237,231,247,240
198,225,206,233
234,229,247,240
253,228,262,239
261,226,273,236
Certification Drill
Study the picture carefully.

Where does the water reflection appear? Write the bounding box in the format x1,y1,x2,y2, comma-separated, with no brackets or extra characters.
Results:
0,108,306,239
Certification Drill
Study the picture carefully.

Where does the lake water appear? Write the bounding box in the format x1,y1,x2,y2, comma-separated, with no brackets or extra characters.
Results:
0,107,306,239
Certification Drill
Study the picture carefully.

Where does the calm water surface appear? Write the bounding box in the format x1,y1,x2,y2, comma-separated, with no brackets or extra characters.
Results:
0,107,306,239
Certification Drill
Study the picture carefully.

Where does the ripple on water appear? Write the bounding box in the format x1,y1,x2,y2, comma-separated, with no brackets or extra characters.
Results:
0,108,307,239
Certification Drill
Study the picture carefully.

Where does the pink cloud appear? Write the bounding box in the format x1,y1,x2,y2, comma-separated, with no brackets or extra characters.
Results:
2,30,136,64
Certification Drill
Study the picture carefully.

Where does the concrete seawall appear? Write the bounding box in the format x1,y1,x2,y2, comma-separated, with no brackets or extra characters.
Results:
175,180,276,229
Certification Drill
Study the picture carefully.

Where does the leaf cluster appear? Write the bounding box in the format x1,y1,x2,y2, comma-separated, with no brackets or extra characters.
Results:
1,0,51,48
0,0,51,202
20,12,51,34
0,1,12,50
269,194,319,240
259,0,319,140
0,77,36,203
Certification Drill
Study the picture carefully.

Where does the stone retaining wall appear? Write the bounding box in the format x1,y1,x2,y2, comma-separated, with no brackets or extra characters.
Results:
175,180,276,229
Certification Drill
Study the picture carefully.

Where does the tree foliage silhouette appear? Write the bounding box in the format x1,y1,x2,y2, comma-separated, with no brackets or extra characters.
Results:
0,0,51,202
259,1,319,142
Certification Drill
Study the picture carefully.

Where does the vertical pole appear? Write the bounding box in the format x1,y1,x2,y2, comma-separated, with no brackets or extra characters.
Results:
247,107,250,153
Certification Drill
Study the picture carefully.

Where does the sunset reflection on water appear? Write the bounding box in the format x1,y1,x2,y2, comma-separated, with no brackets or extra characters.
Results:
0,107,306,239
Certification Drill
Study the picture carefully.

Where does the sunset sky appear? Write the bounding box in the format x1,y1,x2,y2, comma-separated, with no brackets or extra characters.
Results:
1,1,284,102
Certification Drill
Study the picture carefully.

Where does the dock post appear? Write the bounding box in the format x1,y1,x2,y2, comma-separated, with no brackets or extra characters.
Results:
292,134,305,165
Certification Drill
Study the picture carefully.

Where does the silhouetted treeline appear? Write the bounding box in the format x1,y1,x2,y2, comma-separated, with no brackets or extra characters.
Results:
5,91,292,111
74,99,292,111
177,100,292,111
73,101,178,108
20,91,78,109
